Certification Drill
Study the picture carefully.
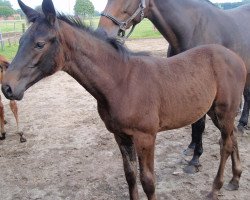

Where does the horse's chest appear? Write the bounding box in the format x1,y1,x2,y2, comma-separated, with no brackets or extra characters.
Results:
97,104,123,133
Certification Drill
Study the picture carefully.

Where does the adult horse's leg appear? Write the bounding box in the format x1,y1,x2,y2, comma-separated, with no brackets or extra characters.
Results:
0,95,6,140
167,45,173,57
114,133,139,200
9,100,26,142
183,116,205,174
238,87,250,133
133,132,156,200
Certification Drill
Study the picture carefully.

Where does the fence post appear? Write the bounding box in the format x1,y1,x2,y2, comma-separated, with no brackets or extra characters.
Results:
0,32,4,50
22,23,25,33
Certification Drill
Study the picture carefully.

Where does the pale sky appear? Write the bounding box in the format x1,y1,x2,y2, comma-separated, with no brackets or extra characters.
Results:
9,0,242,14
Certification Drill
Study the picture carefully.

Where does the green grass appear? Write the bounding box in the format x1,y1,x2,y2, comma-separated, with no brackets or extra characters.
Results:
0,20,26,33
0,44,19,60
0,18,162,60
130,19,161,39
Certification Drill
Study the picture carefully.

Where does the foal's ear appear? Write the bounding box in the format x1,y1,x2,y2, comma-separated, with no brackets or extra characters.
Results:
42,0,57,26
18,0,40,23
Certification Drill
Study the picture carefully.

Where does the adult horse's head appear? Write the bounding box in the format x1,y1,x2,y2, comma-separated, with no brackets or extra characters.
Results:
98,0,149,39
2,0,63,100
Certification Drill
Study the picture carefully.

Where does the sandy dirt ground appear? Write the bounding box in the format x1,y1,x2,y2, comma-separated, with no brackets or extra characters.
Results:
0,38,249,200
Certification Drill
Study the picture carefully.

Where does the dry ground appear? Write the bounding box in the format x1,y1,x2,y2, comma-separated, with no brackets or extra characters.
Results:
0,38,249,200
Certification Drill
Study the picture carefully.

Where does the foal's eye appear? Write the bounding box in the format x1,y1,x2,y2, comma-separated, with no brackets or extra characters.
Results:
35,42,45,49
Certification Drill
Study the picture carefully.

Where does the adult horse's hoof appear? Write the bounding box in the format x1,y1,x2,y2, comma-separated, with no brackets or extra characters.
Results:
237,125,249,136
0,132,6,140
183,164,201,174
183,147,194,156
224,180,239,191
237,124,246,134
206,192,219,200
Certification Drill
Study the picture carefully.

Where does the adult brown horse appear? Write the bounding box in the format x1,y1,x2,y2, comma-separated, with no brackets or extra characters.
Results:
0,55,26,142
2,0,246,199
98,0,250,173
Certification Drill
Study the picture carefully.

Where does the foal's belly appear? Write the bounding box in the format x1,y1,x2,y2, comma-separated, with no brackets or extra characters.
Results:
159,87,216,131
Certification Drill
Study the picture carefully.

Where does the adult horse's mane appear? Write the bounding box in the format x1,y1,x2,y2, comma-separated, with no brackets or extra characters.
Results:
203,0,215,6
57,14,149,58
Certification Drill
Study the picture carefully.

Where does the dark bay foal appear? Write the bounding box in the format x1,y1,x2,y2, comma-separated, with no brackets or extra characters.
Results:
0,55,26,142
98,0,250,172
2,0,246,199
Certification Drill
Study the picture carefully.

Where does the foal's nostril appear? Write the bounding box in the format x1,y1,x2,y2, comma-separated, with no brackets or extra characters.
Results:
2,84,13,98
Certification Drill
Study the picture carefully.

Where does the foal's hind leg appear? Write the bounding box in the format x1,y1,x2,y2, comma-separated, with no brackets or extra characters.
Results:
114,133,139,200
133,132,156,200
9,100,26,142
208,107,241,199
225,132,242,191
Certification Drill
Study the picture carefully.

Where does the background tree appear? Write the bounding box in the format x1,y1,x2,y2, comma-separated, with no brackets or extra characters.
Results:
16,9,24,18
0,6,14,17
215,0,250,10
0,0,12,8
74,0,95,18
0,0,15,17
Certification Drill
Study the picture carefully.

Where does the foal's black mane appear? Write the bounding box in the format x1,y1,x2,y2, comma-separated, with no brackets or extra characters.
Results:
57,14,148,58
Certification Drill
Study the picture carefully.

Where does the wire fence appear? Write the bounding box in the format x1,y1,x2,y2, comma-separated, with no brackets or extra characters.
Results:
0,20,26,50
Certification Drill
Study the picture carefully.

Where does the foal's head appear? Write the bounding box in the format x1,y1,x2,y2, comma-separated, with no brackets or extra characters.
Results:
2,0,63,100
98,0,149,38
0,55,9,83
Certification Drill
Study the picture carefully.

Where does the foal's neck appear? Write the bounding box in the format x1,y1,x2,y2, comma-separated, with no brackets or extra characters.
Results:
60,22,129,102
148,0,216,54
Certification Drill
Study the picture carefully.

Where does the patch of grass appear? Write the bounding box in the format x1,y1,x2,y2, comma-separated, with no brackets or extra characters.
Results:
130,19,161,39
0,20,25,33
0,44,18,61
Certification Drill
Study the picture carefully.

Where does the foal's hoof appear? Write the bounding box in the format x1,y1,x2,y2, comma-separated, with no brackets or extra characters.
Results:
0,132,6,140
183,164,201,174
183,147,194,156
20,137,27,143
225,181,239,191
17,132,27,143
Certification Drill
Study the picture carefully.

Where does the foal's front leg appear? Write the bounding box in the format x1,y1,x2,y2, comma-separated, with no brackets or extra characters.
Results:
9,100,26,143
133,132,156,200
114,133,139,200
0,95,6,140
